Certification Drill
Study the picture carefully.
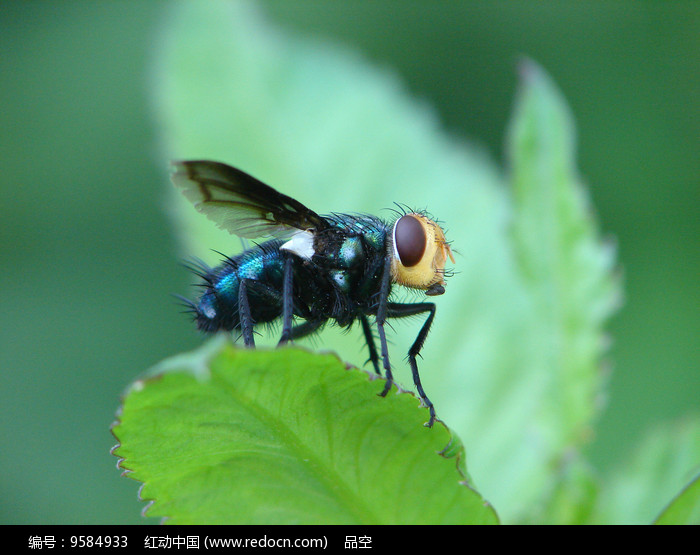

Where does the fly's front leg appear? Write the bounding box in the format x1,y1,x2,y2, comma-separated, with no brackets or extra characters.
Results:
375,257,394,396
360,314,381,375
387,301,437,427
277,254,294,346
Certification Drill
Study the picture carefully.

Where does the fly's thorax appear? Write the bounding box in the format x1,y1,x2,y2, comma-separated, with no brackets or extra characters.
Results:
337,236,364,267
326,237,366,294
330,269,350,292
389,213,455,295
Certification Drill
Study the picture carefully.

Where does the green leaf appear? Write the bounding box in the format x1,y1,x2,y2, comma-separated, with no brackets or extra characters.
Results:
152,2,620,523
112,339,498,524
474,58,621,522
508,59,620,438
655,473,700,525
592,415,700,525
529,455,599,525
439,59,621,523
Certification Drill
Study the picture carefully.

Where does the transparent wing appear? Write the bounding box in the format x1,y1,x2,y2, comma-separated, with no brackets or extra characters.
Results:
171,160,329,238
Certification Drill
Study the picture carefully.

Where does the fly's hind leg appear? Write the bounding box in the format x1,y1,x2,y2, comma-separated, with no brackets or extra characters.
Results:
238,279,255,347
386,301,437,427
289,319,325,340
278,255,294,346
237,279,288,348
241,261,320,347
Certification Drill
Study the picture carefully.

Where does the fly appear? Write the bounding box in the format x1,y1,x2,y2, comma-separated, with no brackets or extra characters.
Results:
172,160,455,427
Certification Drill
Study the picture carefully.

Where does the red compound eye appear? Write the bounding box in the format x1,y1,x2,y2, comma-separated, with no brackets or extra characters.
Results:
394,215,426,267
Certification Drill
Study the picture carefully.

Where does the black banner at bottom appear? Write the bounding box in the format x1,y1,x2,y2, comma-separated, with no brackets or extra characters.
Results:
13,525,485,552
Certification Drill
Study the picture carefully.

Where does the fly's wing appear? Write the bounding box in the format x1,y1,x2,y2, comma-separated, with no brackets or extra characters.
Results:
171,160,329,238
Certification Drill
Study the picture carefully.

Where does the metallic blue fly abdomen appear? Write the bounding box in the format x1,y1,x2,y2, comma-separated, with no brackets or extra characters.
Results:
195,240,286,332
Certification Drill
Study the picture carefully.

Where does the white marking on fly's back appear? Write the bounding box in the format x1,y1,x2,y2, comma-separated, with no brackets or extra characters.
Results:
280,230,315,260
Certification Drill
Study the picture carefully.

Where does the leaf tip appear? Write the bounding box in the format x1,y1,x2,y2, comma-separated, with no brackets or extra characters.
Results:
516,55,540,83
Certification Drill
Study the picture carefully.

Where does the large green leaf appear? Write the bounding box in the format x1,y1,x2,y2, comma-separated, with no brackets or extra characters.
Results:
498,59,621,522
151,1,620,523
512,59,622,435
112,340,498,524
436,60,620,523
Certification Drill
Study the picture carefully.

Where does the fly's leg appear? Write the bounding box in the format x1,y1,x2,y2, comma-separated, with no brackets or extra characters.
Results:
278,255,294,346
239,269,318,348
290,319,325,340
238,279,255,347
354,248,389,377
375,257,395,397
360,314,381,375
238,280,285,348
386,302,437,427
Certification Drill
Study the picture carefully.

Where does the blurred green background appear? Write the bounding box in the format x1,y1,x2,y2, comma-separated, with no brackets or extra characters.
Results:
1,1,697,524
